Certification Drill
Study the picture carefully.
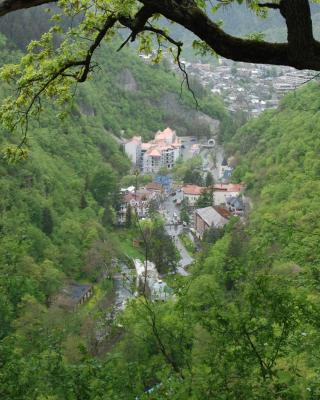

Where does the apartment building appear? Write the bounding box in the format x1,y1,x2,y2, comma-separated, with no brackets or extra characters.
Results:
124,127,182,173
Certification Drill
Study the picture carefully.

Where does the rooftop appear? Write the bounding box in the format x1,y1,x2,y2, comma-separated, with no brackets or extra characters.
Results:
126,136,141,145
214,183,244,192
214,206,232,219
155,127,176,141
147,148,161,157
145,182,163,191
183,184,204,196
196,206,231,227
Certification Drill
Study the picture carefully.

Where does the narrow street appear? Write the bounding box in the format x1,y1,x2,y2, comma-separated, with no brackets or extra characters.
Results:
162,194,193,275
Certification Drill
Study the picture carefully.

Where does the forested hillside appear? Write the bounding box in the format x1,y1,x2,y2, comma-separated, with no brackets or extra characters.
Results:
0,11,234,399
100,82,320,399
230,82,320,270
3,82,320,399
3,3,320,400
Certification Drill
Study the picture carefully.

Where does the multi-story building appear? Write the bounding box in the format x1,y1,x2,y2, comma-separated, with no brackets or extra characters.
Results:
123,136,142,167
124,127,182,173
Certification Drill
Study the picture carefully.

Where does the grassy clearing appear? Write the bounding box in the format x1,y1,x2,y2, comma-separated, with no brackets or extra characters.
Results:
108,228,144,260
179,233,196,255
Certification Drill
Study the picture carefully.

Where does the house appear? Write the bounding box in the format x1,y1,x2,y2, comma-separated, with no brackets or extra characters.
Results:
151,280,173,301
120,185,135,194
195,206,231,239
145,182,165,200
55,283,93,310
190,143,201,156
213,183,245,206
182,184,205,206
141,128,182,173
226,195,245,215
118,189,156,224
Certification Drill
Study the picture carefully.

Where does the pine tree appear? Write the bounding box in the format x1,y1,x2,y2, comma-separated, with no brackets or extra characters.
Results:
126,204,132,228
42,207,53,236
205,172,214,187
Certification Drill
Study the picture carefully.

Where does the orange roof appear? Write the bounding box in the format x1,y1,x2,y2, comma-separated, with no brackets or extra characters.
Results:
146,182,163,191
147,148,161,157
141,143,152,150
182,185,205,195
126,136,141,144
213,206,232,219
214,183,244,192
155,127,176,141
228,184,244,192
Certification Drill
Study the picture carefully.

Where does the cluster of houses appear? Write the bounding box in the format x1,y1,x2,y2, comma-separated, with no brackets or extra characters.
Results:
182,182,245,239
118,182,165,223
124,127,182,173
171,58,315,117
182,182,244,209
118,177,245,240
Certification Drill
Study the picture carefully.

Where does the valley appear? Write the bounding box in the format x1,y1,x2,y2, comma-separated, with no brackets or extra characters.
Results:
1,2,320,400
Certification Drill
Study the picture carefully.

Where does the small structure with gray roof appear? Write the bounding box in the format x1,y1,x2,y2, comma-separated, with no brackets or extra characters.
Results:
226,196,245,215
55,282,93,311
195,206,231,239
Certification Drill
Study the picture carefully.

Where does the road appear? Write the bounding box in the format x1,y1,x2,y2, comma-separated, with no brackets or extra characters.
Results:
162,194,193,275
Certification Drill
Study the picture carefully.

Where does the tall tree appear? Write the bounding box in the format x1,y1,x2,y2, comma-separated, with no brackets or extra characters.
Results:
180,198,190,225
196,187,214,208
141,218,180,274
41,207,53,236
89,165,117,207
183,168,203,186
205,171,214,187
125,203,132,228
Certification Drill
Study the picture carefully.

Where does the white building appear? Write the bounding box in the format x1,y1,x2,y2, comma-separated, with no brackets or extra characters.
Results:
123,136,142,166
213,183,245,206
182,185,205,206
124,127,182,173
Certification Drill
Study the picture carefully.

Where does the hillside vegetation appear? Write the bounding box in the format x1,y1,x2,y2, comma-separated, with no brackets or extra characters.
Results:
0,15,235,399
94,83,320,399
2,82,320,400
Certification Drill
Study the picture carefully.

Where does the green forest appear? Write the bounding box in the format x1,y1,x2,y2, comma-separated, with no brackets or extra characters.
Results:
2,63,320,400
2,2,320,400
0,13,233,399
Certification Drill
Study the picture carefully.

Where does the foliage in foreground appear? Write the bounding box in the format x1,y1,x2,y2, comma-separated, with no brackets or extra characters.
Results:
3,83,320,400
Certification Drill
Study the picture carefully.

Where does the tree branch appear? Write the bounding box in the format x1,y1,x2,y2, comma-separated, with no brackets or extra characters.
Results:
2,0,320,70
258,2,280,9
0,0,56,17
138,0,320,70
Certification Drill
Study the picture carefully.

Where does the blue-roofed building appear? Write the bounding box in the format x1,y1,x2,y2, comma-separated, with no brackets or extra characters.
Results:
155,175,172,193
